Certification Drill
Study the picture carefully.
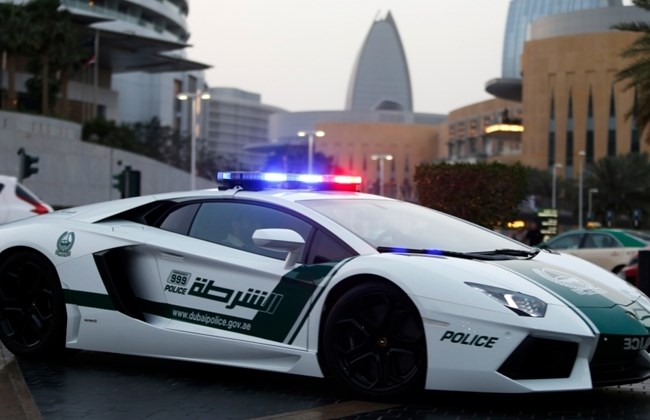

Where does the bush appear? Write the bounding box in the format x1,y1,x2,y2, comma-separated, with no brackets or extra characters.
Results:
415,162,528,228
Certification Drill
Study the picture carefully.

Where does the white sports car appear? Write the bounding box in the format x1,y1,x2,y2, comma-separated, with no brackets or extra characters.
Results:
1,172,650,397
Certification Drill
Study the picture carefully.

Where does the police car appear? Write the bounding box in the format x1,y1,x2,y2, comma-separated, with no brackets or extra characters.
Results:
1,171,650,398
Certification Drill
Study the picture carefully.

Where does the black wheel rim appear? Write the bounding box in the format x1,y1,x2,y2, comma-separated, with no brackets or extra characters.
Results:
331,290,425,393
0,258,55,350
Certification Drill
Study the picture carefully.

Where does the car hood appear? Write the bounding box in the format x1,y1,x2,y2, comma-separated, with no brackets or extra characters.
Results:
359,250,646,311
490,257,635,308
344,250,650,336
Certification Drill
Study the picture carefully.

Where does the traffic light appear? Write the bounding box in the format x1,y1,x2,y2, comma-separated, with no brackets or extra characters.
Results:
112,166,141,198
127,169,141,197
634,209,641,228
112,168,127,198
17,147,39,181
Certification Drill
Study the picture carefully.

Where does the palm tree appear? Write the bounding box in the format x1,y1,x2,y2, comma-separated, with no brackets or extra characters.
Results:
587,153,650,226
50,25,86,119
611,0,650,143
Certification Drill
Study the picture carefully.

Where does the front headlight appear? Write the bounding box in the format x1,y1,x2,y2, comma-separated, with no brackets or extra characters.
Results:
466,282,547,317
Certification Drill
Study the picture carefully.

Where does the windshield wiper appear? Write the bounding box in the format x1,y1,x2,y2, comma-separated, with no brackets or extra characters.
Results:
468,248,540,259
376,247,539,261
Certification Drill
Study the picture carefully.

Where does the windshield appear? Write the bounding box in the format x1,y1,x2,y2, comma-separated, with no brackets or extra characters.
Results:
300,198,529,253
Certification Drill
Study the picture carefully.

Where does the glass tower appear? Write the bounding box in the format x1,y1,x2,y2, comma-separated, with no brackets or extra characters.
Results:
346,11,412,112
501,0,623,78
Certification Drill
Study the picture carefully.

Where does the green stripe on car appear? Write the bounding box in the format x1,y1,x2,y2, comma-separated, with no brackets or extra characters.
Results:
491,260,650,335
62,259,350,343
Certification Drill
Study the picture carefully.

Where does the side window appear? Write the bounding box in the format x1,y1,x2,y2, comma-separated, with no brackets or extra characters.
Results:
158,203,200,235
189,202,313,260
590,233,620,248
582,234,598,249
306,230,356,264
549,234,582,250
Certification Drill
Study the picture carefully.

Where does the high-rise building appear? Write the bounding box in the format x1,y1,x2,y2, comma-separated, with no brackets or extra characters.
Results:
205,88,285,172
501,0,622,79
62,0,210,128
345,11,412,112
0,0,210,128
487,0,622,101
0,0,209,125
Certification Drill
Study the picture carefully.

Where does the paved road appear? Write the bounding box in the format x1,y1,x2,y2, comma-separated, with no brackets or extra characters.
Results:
14,349,650,419
0,344,40,420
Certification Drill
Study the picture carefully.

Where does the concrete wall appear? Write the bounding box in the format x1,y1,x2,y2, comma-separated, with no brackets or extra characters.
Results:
0,111,217,209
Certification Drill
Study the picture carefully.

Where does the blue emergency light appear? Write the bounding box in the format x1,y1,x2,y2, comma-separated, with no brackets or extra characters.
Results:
216,171,362,191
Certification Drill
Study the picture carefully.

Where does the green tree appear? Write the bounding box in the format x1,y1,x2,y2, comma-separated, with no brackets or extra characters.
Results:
612,0,650,143
0,3,29,110
586,153,650,227
414,162,528,228
129,118,191,171
82,117,223,181
24,0,76,116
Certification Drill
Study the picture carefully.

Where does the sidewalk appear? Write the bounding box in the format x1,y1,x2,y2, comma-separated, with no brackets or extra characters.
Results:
0,343,41,420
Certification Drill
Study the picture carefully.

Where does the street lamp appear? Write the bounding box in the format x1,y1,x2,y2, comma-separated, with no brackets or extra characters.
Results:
551,162,562,209
177,91,211,190
371,154,393,196
297,130,325,174
588,188,599,221
578,150,586,229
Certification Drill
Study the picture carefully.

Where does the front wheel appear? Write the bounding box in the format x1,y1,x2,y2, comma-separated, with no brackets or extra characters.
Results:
322,282,426,398
0,251,66,357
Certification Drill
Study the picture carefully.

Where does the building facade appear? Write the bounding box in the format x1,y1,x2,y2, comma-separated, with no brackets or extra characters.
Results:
0,0,209,129
444,98,523,164
520,6,648,175
205,88,284,171
65,0,210,129
500,0,621,79
315,122,441,201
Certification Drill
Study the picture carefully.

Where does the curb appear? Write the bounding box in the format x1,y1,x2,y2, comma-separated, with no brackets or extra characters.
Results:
0,344,41,420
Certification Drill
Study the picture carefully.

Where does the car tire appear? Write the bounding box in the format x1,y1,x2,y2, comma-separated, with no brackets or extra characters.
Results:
322,282,426,398
0,251,66,358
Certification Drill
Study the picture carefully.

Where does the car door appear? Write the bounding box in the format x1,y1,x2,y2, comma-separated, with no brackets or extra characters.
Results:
576,232,638,272
567,232,614,271
148,200,318,349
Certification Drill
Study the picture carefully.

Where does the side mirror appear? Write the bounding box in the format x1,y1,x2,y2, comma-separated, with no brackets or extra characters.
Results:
252,228,305,268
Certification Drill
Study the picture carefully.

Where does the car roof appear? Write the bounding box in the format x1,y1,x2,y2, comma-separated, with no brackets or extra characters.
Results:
548,228,650,247
0,175,17,184
41,187,388,224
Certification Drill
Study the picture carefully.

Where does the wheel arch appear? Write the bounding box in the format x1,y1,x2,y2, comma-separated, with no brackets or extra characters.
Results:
0,246,55,270
316,273,416,375
0,245,67,357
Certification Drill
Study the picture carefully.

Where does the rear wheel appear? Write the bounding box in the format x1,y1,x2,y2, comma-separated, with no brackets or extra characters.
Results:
322,282,426,398
0,251,66,357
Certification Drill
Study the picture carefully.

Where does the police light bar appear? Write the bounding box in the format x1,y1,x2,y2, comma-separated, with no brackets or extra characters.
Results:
216,171,362,191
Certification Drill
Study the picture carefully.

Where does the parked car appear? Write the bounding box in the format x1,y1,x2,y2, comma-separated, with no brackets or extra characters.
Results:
0,175,52,224
539,228,650,274
619,245,650,287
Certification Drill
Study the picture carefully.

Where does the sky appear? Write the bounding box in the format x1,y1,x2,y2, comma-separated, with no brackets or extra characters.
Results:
184,1,629,116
